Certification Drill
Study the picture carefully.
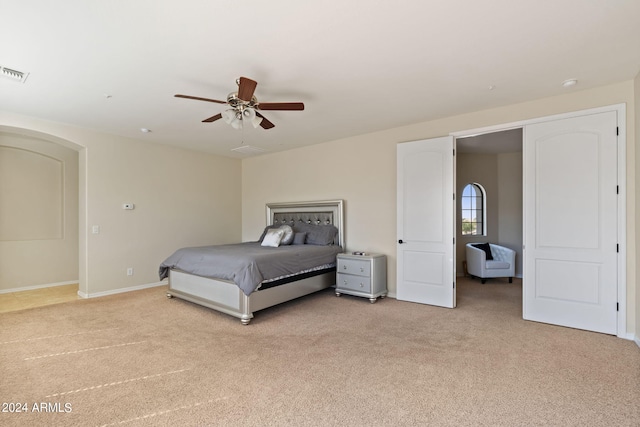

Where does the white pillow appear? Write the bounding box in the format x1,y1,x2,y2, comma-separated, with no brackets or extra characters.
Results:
279,225,294,245
261,228,285,247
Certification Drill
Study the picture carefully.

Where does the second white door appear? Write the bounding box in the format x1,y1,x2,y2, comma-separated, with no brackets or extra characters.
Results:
523,111,619,334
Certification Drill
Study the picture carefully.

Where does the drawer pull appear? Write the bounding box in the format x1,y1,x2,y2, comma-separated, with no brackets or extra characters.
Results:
343,265,347,270
360,267,364,272
360,283,364,287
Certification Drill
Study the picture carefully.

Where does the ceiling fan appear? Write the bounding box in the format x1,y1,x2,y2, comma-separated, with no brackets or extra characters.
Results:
175,77,304,130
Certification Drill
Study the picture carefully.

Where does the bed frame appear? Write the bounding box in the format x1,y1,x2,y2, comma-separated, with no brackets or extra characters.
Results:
166,200,344,325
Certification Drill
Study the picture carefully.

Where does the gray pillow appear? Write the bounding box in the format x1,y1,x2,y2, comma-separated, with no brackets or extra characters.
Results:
293,222,338,246
292,232,307,245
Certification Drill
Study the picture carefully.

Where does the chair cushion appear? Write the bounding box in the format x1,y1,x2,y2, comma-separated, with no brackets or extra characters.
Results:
472,243,493,260
485,260,510,270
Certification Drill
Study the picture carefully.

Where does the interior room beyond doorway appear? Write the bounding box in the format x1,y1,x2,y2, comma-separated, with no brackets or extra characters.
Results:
456,129,523,284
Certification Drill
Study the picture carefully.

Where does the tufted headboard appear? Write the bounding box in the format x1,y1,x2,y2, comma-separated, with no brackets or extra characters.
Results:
266,200,344,249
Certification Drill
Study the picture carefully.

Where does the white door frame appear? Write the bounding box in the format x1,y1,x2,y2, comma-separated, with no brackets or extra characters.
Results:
450,103,627,339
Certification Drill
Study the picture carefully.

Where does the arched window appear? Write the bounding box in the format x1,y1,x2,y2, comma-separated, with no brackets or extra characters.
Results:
461,183,486,236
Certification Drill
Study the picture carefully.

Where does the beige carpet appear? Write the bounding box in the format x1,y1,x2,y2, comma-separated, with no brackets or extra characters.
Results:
1,277,638,426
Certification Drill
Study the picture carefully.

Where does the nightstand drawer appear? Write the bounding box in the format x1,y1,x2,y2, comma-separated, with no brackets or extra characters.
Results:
337,258,370,277
337,273,371,293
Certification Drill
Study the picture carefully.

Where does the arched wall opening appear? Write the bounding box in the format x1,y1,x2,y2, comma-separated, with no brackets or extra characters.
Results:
0,126,87,297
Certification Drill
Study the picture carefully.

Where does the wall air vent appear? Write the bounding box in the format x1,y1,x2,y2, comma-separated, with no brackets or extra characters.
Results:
1,66,29,83
231,145,266,155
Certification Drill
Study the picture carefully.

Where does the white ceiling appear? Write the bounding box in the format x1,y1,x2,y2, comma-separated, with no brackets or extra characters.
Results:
2,1,639,158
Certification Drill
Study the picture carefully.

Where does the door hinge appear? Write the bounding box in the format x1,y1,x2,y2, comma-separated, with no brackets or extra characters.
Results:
453,281,456,289
453,148,456,156
616,185,619,194
453,237,455,244
616,127,619,136
617,302,619,311
453,193,456,201
617,244,619,253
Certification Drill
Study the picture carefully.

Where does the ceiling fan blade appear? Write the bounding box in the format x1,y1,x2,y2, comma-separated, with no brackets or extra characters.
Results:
257,102,304,111
174,94,227,104
255,112,275,129
237,77,258,102
202,113,222,123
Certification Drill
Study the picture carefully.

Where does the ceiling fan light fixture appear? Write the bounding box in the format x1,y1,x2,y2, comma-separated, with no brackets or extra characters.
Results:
221,109,243,129
221,107,263,129
242,107,263,128
221,109,237,123
251,115,263,128
242,107,256,120
221,108,242,126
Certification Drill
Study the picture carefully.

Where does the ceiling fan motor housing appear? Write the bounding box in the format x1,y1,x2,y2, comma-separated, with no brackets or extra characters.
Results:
227,93,258,109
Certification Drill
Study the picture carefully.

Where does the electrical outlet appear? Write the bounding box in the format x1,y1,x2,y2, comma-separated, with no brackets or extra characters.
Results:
127,268,134,276
123,203,135,210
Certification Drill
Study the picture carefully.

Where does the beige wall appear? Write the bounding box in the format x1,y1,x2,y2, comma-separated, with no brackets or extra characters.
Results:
83,134,241,295
0,132,78,290
0,112,242,296
242,80,637,336
497,152,523,275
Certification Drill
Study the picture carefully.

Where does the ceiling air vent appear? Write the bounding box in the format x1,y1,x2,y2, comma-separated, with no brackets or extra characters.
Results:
231,145,266,156
1,66,29,83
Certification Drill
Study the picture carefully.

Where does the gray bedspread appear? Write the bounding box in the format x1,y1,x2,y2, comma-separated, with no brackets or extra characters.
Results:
159,242,342,296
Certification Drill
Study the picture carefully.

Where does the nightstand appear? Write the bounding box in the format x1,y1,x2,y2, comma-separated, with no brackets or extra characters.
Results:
335,253,387,303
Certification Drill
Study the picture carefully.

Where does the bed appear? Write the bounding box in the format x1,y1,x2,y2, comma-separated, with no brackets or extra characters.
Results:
161,200,344,324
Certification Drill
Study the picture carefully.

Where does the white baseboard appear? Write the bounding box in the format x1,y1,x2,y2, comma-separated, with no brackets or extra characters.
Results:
78,280,168,299
0,280,78,294
634,335,640,349
618,332,636,341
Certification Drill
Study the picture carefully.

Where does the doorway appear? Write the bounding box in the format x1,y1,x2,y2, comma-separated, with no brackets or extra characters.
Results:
397,104,626,337
0,130,81,301
456,128,523,285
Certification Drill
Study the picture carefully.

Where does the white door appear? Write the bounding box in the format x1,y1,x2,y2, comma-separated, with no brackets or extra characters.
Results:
523,111,618,334
397,136,455,308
